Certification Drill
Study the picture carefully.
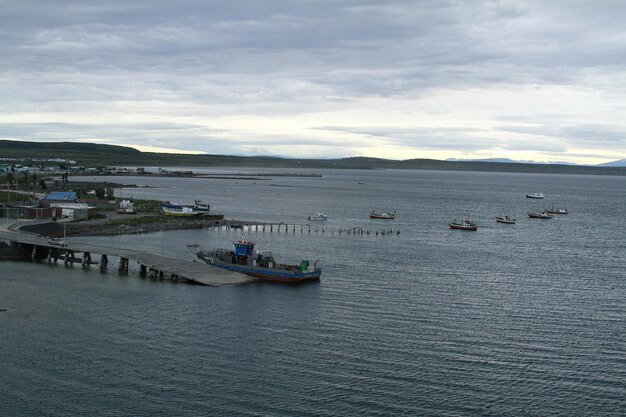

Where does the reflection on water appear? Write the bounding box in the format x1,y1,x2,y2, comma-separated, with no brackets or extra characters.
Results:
1,170,625,416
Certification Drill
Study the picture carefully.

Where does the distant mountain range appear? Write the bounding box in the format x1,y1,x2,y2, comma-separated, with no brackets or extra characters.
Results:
598,158,626,167
446,158,579,165
448,157,626,167
1,140,625,176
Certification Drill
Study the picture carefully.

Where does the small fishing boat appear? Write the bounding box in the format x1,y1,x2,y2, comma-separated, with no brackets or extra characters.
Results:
526,192,544,199
308,212,328,221
370,210,395,220
545,206,568,215
162,206,201,217
161,200,210,214
528,211,553,219
448,219,478,231
188,240,321,283
496,215,516,224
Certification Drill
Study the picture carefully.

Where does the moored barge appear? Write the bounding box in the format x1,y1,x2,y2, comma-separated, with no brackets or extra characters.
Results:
188,240,321,283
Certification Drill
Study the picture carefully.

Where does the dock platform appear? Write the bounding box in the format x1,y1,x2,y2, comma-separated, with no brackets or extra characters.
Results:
0,230,256,287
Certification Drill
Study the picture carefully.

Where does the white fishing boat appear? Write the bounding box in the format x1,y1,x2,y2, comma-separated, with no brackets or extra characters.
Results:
528,211,553,219
545,204,568,215
526,192,544,199
496,215,516,224
370,210,395,220
162,206,201,217
448,218,478,231
308,212,328,221
161,200,210,214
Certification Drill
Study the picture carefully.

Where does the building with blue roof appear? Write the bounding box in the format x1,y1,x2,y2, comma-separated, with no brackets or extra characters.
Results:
41,191,78,206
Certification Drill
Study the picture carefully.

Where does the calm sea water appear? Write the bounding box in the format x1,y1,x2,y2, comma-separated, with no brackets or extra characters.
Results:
1,169,625,416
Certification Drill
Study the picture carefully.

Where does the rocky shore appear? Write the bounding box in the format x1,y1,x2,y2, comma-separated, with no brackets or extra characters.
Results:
68,215,232,236
19,214,254,238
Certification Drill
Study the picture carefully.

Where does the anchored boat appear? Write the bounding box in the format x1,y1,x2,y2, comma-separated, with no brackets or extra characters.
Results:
188,240,321,283
545,206,568,215
528,211,553,219
526,192,544,199
448,219,478,231
370,210,395,220
496,215,516,224
308,212,328,221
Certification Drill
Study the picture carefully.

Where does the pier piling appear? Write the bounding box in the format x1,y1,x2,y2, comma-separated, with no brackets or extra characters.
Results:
118,257,129,273
82,252,92,267
99,254,108,271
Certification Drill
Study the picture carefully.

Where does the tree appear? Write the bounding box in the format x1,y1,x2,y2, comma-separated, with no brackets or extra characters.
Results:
94,188,106,199
39,179,47,190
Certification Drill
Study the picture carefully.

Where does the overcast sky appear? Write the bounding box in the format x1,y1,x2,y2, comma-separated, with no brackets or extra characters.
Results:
1,0,625,163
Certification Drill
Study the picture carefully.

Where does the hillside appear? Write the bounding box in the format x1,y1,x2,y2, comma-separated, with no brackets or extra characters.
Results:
599,158,626,167
1,140,625,176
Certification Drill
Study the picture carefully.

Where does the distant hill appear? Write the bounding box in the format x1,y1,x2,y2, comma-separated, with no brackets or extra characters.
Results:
599,158,626,167
1,140,625,176
447,157,578,165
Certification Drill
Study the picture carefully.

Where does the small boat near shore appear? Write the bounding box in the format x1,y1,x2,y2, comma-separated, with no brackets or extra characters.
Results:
161,200,210,215
370,210,395,220
528,211,553,219
308,212,328,221
162,206,201,217
188,240,321,283
449,219,478,231
526,192,544,199
496,215,516,224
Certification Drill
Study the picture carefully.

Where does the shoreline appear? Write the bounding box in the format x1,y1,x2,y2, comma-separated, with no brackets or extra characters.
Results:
19,215,246,238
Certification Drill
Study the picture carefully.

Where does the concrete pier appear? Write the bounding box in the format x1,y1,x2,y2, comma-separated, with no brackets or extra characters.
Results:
0,230,255,287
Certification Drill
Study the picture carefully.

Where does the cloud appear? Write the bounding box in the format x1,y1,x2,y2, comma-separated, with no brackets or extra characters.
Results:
0,1,626,162
494,124,626,150
313,125,496,151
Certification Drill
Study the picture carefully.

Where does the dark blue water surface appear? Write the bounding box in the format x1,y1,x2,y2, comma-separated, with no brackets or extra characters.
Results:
1,169,625,416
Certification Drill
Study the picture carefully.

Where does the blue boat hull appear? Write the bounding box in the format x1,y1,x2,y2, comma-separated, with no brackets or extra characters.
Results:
213,263,321,283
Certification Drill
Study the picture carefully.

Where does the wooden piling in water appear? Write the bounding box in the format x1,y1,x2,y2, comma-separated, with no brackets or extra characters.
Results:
99,254,108,271
82,252,92,266
118,257,129,273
